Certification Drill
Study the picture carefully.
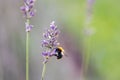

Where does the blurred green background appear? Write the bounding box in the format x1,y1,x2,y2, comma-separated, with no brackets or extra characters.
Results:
0,0,120,80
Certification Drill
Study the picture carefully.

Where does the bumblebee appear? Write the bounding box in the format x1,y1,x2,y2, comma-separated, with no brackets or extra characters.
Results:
54,47,64,59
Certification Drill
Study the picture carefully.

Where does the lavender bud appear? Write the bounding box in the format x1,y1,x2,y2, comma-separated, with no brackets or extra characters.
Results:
42,51,49,56
50,21,57,30
29,10,35,17
25,22,33,32
42,40,49,47
20,6,26,11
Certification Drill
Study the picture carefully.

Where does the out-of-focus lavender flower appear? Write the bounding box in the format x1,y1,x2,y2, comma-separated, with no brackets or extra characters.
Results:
84,0,95,36
20,0,36,32
42,21,61,63
20,0,36,18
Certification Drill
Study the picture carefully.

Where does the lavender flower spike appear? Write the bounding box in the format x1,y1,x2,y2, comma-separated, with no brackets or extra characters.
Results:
20,0,36,32
42,21,64,63
20,0,36,18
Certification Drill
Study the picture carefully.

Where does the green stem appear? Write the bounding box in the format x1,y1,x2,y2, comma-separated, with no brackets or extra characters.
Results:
82,36,91,80
81,37,87,80
41,63,46,80
84,37,90,74
26,19,30,80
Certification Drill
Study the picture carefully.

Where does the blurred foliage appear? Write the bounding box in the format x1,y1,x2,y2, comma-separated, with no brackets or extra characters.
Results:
56,0,120,80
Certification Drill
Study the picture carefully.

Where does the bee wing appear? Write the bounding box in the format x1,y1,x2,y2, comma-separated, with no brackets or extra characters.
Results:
62,51,68,57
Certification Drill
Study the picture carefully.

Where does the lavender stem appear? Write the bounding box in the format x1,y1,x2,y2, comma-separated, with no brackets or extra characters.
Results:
41,63,46,80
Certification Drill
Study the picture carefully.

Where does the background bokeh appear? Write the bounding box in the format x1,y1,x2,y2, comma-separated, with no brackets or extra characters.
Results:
0,0,120,80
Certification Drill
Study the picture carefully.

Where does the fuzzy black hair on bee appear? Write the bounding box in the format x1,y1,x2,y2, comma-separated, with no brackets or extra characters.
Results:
54,47,64,59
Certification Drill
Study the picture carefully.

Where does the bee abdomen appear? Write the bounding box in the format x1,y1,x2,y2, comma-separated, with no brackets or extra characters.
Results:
57,52,63,59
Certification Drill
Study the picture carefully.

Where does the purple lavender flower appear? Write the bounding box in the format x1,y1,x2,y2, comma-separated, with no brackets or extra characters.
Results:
42,21,62,63
20,0,36,32
20,0,36,18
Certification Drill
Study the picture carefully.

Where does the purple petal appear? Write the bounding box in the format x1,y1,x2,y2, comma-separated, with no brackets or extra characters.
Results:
50,25,56,30
49,49,56,56
43,33,49,38
50,21,57,30
42,51,49,56
24,5,29,12
20,6,26,12
42,40,49,47
29,10,35,17
51,37,56,42
54,30,60,36
28,4,33,10
25,23,33,32
46,30,52,38
29,0,34,4
53,41,59,47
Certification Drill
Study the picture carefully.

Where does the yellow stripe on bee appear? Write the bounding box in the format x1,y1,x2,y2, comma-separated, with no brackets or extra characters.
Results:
57,47,64,52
